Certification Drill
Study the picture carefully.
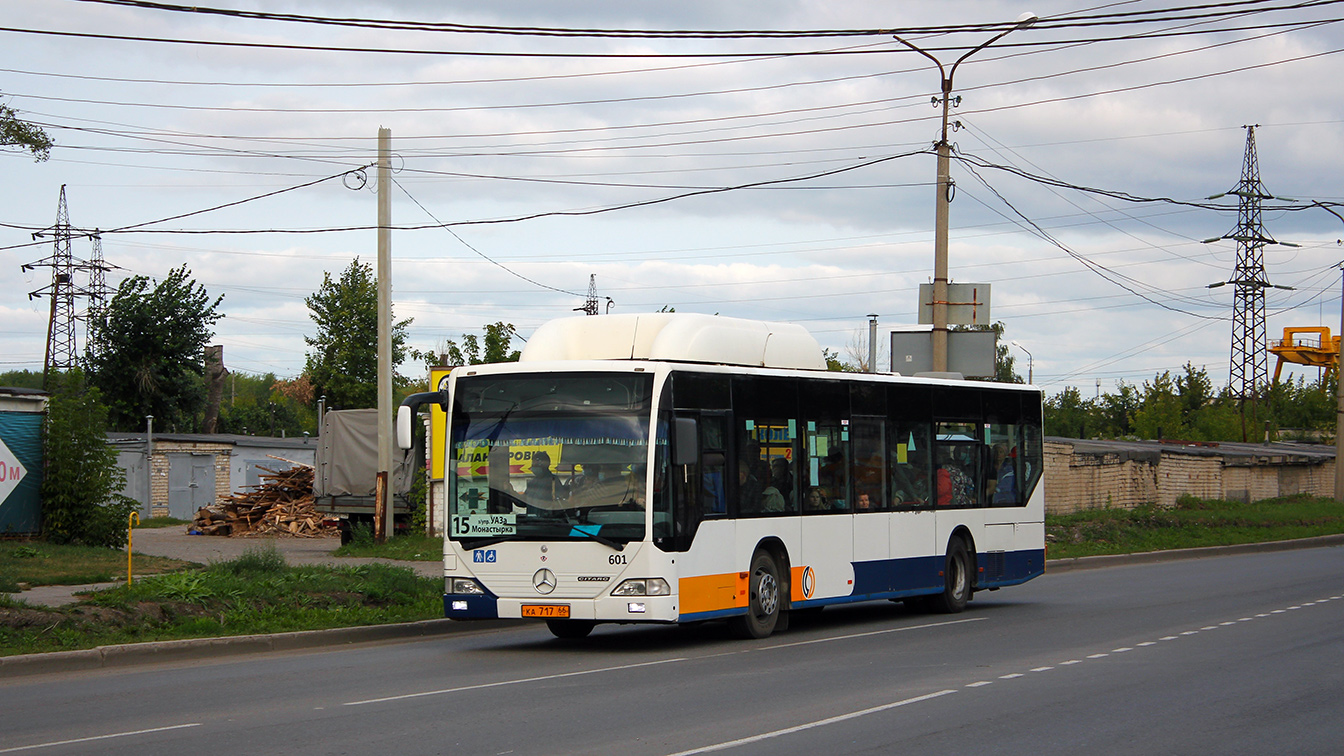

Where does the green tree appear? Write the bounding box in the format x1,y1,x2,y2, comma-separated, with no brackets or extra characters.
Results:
0,370,44,390
1096,381,1140,438
1044,386,1095,438
214,372,315,436
1131,371,1189,440
1,98,53,161
1266,375,1335,435
823,348,854,372
423,322,520,367
87,266,223,432
41,372,137,547
304,258,411,409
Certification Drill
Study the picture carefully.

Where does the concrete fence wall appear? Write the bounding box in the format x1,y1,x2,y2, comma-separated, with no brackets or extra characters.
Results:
1044,438,1335,515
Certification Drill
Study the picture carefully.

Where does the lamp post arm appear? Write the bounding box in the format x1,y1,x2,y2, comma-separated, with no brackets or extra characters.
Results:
891,35,949,91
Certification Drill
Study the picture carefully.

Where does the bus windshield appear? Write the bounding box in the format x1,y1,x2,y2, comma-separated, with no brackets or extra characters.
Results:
448,373,655,547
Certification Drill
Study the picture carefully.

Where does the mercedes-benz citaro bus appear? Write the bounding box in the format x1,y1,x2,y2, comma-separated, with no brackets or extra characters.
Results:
397,313,1045,640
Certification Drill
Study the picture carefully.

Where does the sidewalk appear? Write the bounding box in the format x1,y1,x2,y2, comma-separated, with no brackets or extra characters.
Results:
4,527,442,608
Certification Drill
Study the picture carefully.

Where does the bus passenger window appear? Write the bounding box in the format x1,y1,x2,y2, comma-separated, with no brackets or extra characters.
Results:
700,415,728,516
850,416,886,511
889,421,932,508
736,417,798,515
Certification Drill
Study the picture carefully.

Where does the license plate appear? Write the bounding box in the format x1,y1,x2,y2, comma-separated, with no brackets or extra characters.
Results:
521,604,570,618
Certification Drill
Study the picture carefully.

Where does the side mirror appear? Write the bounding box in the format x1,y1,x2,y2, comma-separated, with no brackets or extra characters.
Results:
674,417,699,465
396,405,414,450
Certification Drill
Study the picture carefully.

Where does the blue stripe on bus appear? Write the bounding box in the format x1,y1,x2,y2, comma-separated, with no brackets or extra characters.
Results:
679,606,751,623
443,594,499,619
852,555,944,596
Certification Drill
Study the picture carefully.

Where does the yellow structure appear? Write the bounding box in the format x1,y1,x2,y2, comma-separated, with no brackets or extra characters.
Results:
1269,326,1341,383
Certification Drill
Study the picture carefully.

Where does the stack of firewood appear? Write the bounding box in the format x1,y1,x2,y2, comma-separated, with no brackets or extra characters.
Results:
190,462,332,537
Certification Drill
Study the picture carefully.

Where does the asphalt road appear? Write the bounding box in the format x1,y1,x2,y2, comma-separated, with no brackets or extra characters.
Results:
2,545,1340,755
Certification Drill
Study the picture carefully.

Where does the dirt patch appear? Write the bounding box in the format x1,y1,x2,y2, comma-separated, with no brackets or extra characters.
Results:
0,606,63,630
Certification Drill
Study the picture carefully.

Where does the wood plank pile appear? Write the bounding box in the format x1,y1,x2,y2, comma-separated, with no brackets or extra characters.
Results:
190,463,333,537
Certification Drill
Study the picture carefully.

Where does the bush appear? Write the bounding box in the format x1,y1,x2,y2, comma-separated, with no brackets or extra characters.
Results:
40,373,138,548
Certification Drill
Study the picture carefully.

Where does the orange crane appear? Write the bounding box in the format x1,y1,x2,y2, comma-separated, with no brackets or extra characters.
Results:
1269,326,1340,383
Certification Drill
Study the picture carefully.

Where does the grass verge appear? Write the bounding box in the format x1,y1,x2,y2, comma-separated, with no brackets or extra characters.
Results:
0,545,442,657
332,526,441,562
134,517,191,529
0,541,197,592
1046,494,1344,559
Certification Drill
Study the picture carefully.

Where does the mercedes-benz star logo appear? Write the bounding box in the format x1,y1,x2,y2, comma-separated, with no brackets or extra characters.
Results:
533,568,557,595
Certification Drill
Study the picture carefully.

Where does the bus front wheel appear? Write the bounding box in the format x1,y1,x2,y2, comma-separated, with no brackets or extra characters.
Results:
546,619,596,639
929,539,971,614
730,550,782,639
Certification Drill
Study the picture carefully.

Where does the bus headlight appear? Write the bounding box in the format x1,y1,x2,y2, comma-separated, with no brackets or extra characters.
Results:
611,578,671,597
448,578,485,595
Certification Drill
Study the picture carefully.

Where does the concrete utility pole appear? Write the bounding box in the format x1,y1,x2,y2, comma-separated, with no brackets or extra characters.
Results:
376,127,393,543
867,314,879,373
1337,266,1344,501
893,13,1036,372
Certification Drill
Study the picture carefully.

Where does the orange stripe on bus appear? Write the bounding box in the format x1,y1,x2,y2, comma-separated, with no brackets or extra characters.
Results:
679,572,748,615
791,566,807,602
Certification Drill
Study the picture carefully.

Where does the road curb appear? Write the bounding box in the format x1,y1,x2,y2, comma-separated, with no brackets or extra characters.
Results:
1045,533,1344,573
0,618,522,679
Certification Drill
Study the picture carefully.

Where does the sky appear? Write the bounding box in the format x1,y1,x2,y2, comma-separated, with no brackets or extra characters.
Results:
4,0,1344,397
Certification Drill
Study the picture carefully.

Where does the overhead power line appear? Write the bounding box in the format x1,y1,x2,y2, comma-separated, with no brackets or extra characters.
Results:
73,0,1344,38
6,3,1344,59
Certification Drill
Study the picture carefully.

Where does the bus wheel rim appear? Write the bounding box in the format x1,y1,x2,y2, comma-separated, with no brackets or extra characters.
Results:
758,571,779,616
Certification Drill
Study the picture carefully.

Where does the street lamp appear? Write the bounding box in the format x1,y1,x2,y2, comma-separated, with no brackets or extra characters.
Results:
1009,340,1033,384
894,12,1037,373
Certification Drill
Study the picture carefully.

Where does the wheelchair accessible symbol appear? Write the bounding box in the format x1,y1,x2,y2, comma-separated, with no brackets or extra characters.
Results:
473,549,497,563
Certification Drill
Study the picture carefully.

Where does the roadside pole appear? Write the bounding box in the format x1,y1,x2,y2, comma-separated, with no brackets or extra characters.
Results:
376,127,393,542
1336,264,1343,502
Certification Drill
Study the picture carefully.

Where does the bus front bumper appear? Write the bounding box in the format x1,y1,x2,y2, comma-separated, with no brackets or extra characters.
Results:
444,594,679,623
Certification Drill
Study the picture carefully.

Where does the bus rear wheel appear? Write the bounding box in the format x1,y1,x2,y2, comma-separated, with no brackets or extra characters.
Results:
730,550,782,639
928,538,971,614
546,619,596,639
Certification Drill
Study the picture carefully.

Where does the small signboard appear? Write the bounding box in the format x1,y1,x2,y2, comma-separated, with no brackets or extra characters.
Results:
918,283,992,326
890,328,997,378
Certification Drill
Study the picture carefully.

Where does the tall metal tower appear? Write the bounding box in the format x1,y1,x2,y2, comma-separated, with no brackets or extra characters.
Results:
579,274,599,316
22,186,89,388
1209,126,1285,401
78,230,114,360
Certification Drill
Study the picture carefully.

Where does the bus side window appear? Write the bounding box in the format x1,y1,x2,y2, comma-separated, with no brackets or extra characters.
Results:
889,421,932,509
700,415,728,516
736,417,797,515
850,416,886,511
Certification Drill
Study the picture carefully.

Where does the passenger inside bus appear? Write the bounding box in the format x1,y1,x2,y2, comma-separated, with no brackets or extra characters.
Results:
935,446,974,507
769,457,794,507
805,487,829,512
737,462,764,512
991,444,1018,504
761,478,785,512
487,446,518,514
524,451,563,505
890,453,930,507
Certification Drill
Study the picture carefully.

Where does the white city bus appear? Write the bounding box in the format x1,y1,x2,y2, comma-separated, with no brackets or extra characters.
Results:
398,313,1045,639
